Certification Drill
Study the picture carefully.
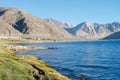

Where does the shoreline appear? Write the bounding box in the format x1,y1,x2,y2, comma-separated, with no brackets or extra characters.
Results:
0,43,58,52
0,37,120,44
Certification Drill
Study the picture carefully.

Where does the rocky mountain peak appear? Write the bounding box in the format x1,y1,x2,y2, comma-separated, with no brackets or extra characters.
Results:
83,21,93,26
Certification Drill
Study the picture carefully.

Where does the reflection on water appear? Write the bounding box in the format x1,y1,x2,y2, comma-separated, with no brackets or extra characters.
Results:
17,40,120,80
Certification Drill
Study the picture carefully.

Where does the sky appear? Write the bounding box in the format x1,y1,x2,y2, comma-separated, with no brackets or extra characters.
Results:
0,0,120,24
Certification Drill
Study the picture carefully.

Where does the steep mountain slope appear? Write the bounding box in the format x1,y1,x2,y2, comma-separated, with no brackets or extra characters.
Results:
103,31,120,39
65,22,120,39
0,7,73,40
0,19,21,37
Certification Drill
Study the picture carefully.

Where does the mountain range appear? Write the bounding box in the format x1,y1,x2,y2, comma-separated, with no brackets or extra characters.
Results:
0,7,120,40
65,22,120,39
45,19,120,40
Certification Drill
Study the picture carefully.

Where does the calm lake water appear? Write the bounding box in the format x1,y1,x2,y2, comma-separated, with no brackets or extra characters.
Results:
17,40,120,80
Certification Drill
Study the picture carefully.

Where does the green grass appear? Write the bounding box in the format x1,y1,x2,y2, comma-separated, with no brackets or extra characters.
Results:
0,46,71,80
0,38,27,44
0,54,35,80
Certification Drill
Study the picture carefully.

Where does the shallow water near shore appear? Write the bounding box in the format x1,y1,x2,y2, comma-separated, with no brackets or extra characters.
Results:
17,40,120,80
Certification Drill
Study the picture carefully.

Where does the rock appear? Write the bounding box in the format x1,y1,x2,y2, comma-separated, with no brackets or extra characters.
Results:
6,45,48,52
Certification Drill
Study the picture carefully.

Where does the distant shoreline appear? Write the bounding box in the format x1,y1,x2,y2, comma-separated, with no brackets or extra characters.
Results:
0,37,120,44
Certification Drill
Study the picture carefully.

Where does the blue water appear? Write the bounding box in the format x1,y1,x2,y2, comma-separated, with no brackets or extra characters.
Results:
17,40,120,80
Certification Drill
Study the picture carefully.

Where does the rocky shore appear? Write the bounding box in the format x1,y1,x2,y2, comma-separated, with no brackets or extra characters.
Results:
7,45,48,52
0,46,70,80
1,44,57,52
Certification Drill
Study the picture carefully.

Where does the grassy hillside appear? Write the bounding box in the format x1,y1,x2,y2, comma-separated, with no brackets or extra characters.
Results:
0,46,70,80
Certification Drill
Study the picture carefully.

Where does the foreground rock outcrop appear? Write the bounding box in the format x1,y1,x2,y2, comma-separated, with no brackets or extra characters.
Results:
0,46,70,80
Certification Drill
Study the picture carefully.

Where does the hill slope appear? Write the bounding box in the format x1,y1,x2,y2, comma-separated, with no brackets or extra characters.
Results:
103,31,120,39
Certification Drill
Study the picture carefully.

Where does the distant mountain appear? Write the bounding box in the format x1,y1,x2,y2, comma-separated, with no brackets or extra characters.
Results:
44,18,74,28
65,22,120,39
0,7,74,40
103,31,120,39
